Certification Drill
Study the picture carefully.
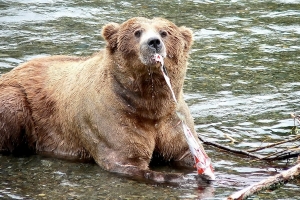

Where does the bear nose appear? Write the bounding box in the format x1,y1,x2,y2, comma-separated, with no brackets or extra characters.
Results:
147,37,162,52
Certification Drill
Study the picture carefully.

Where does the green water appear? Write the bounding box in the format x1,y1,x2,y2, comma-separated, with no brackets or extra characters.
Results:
0,0,300,199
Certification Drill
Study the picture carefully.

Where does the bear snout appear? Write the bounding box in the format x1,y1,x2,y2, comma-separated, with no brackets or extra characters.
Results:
147,37,162,52
139,36,166,66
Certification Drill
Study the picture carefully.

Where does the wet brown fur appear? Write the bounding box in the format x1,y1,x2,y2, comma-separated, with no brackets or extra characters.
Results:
0,17,205,183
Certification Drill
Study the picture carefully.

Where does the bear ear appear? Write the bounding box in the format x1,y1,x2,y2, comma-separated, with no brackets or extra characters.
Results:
102,22,120,52
179,26,194,51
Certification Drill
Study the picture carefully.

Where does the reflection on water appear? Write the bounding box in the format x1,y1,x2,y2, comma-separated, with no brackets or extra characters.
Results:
0,0,300,199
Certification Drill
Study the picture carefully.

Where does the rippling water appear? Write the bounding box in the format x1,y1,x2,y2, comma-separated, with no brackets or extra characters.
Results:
0,0,300,199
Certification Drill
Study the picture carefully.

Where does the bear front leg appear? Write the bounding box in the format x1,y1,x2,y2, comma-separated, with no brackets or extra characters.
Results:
78,114,192,183
156,101,207,170
110,162,185,183
96,152,185,183
89,143,185,183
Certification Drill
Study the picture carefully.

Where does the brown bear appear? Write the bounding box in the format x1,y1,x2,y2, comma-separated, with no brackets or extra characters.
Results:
0,17,211,183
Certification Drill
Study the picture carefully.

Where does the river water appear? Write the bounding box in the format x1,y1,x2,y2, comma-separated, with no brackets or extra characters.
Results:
0,0,300,199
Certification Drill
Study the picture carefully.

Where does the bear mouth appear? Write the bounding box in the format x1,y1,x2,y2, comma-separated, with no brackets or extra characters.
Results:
139,52,166,67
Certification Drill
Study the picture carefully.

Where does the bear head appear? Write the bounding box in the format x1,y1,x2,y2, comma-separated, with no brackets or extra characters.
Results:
101,17,193,69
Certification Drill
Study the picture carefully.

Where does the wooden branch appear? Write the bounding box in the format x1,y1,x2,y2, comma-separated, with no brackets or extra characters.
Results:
263,151,300,161
291,113,300,125
224,133,238,144
199,135,300,161
198,135,263,159
227,162,300,200
199,114,300,199
248,135,300,153
278,152,300,160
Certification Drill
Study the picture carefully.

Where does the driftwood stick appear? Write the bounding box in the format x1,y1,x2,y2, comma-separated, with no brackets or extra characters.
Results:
260,148,291,160
248,135,300,153
227,163,300,200
199,135,300,161
250,151,300,162
224,133,238,144
198,135,263,159
263,151,300,161
291,113,300,125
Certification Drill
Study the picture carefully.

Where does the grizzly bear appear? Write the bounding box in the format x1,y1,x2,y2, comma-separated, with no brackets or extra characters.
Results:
0,17,211,183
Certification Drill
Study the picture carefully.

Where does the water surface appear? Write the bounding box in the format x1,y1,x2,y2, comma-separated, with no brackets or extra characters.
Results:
0,0,300,199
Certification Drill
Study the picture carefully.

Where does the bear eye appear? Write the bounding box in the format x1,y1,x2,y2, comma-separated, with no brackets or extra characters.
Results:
159,30,168,38
134,30,142,38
